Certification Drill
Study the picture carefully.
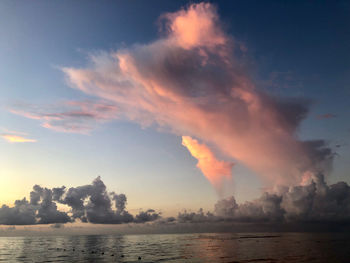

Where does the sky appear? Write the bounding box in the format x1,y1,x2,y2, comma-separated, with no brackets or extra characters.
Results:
0,1,350,230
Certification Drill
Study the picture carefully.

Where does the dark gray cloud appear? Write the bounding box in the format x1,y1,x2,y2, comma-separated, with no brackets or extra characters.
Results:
178,208,217,223
32,186,72,224
52,186,66,202
173,173,350,226
0,177,160,225
50,223,64,229
135,209,161,223
0,185,72,226
2,174,349,229
0,199,36,225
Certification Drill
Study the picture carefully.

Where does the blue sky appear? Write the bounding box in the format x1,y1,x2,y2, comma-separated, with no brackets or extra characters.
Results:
0,0,349,216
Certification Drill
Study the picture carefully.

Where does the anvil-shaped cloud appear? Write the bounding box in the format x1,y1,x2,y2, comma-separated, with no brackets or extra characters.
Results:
62,3,333,186
12,3,334,188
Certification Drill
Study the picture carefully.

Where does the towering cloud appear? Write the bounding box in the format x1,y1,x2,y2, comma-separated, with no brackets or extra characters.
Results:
10,3,334,187
57,177,135,224
182,136,233,193
0,186,71,225
0,177,160,225
59,3,333,186
30,185,72,224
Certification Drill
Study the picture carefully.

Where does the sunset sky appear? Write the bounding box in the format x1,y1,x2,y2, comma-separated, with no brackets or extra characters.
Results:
1,0,349,223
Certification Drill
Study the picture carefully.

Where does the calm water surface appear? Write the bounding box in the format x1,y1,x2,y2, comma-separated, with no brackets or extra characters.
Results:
0,233,349,262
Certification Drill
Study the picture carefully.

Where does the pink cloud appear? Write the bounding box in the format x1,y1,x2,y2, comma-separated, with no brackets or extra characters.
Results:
59,3,333,187
317,113,337,119
182,136,233,194
10,100,118,134
161,3,226,50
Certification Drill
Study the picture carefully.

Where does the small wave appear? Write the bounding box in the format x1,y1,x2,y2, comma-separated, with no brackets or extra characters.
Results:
238,235,280,239
228,259,277,263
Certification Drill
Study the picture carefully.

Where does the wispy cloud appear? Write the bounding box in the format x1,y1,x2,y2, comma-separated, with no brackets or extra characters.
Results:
1,134,37,143
0,129,37,143
10,100,118,134
317,113,337,119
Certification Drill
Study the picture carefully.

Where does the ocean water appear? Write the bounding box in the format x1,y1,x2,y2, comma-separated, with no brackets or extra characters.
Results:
0,233,350,263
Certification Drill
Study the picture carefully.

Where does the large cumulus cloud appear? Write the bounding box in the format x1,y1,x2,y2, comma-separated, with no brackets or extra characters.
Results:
58,3,333,188
0,185,71,225
9,3,335,191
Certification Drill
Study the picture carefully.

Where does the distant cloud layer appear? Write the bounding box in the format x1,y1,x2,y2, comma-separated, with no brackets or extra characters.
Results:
1,174,350,228
176,173,350,225
0,177,159,225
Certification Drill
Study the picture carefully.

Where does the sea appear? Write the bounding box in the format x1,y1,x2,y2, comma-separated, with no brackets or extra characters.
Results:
0,233,350,263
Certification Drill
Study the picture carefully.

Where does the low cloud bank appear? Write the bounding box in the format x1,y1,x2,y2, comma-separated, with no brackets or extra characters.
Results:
0,177,159,225
1,174,350,229
176,173,350,225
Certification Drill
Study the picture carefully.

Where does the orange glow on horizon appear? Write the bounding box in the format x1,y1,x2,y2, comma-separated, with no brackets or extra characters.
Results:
1,134,37,143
